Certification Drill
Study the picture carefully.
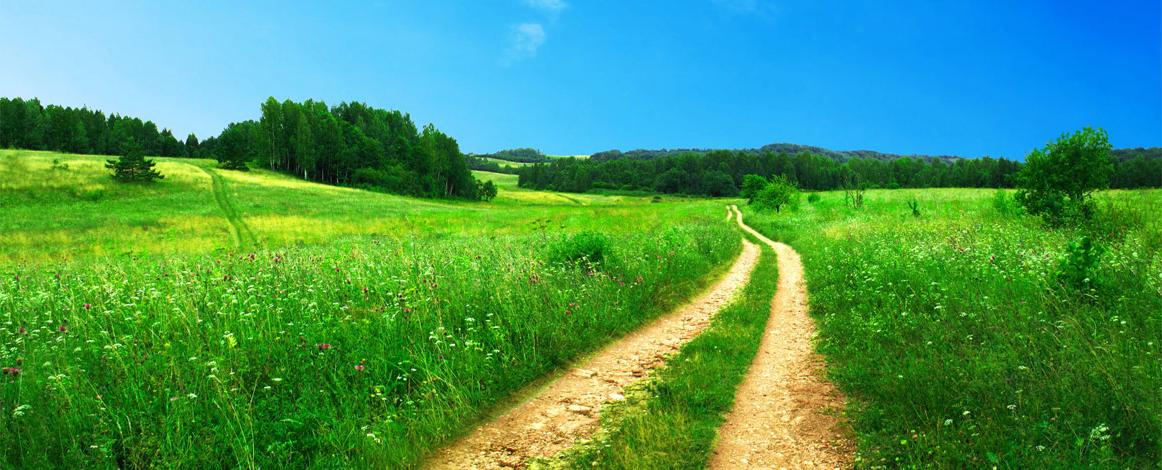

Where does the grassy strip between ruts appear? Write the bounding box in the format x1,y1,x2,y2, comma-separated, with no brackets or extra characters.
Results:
540,238,778,469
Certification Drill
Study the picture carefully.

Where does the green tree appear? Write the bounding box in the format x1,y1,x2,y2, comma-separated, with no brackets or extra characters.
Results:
1016,127,1114,224
105,139,163,182
701,170,738,196
478,180,498,201
751,175,799,212
740,174,769,202
185,133,199,157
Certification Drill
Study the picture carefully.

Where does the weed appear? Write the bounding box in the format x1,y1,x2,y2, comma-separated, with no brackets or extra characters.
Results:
907,199,920,217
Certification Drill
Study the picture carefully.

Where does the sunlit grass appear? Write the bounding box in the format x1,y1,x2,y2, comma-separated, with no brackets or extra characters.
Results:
0,148,743,468
744,187,1161,467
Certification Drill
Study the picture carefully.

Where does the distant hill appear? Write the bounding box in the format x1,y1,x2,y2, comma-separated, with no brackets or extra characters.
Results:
1112,147,1162,160
587,143,1162,164
470,148,551,163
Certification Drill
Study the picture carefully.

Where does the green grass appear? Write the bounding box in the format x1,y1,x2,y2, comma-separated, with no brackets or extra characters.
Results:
743,188,1161,468
0,149,742,468
546,239,780,469
0,150,723,263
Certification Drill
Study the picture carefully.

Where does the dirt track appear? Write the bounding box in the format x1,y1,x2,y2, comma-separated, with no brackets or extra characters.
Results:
709,205,854,469
425,236,761,469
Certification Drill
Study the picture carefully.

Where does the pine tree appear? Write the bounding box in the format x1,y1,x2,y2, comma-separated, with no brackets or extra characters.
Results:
106,138,164,182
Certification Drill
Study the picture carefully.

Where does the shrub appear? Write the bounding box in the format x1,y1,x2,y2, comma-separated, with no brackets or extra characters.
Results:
219,159,250,171
740,174,769,203
477,180,498,201
549,231,610,266
807,193,821,204
1016,127,1113,226
844,184,866,209
751,175,799,213
991,190,1019,216
1056,235,1105,295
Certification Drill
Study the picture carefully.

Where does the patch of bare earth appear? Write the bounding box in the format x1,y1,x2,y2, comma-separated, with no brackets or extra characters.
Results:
425,237,761,469
709,205,855,469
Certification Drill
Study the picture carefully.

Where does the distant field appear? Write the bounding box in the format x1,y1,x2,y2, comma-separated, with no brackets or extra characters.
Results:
0,150,709,263
481,154,588,168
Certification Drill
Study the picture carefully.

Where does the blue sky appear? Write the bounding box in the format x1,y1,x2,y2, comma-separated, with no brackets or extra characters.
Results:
1,0,1158,158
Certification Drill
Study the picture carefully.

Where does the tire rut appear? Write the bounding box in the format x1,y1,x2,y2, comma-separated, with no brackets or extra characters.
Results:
425,236,762,469
709,205,854,469
201,167,258,248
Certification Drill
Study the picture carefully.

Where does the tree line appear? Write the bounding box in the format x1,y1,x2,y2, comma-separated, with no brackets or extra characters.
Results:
517,147,1160,195
0,97,190,158
0,96,488,200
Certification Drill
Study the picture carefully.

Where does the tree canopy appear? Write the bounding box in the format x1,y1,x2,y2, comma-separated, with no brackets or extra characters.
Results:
1016,127,1115,224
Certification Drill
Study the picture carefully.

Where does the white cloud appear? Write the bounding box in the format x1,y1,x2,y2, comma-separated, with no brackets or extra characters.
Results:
523,0,567,15
503,22,546,65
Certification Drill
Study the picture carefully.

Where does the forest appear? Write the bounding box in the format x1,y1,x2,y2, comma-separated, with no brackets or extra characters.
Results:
0,96,482,199
516,147,1162,195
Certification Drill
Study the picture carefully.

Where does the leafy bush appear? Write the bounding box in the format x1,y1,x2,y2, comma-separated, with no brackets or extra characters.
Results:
477,180,498,201
549,231,610,266
991,190,1019,216
219,159,250,171
750,175,799,213
740,174,769,203
807,193,821,204
1057,235,1105,295
1016,128,1113,226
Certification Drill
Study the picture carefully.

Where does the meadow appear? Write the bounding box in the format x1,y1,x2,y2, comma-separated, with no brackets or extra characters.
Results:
0,149,740,467
743,188,1161,468
2,148,1159,468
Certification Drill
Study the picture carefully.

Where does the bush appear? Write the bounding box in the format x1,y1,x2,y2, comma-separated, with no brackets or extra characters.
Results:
907,199,921,217
807,193,821,204
219,159,250,171
991,190,1019,216
1016,127,1113,226
751,175,799,213
549,231,610,266
477,180,498,201
1056,235,1105,295
740,174,769,203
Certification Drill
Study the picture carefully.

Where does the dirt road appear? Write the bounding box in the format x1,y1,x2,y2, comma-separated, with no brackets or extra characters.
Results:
709,205,854,469
426,238,761,469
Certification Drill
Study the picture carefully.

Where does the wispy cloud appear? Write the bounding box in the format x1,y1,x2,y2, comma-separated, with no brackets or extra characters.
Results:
523,0,567,15
502,22,546,65
501,0,564,65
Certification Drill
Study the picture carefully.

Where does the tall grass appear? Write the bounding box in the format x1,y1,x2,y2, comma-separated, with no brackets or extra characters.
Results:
744,189,1161,467
0,216,738,464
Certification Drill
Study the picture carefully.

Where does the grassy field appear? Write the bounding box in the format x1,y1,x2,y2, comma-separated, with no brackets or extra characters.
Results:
0,150,717,263
743,188,1161,468
0,149,741,467
3,148,1159,467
